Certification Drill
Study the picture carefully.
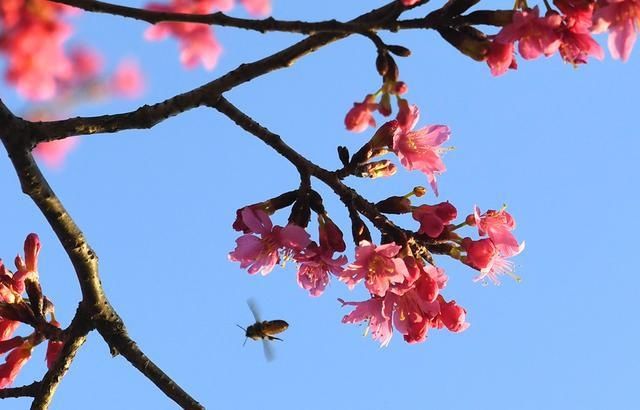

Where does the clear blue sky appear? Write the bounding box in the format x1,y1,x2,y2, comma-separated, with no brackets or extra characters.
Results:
1,1,639,409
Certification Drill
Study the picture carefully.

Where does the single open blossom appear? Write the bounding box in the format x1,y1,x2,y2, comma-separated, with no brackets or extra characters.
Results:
472,206,524,257
496,6,563,60
337,241,409,297
552,3,605,64
229,208,311,275
345,94,378,132
412,202,457,238
339,297,394,347
296,243,347,297
592,0,640,61
486,40,518,76
392,105,451,196
0,341,32,388
462,237,524,284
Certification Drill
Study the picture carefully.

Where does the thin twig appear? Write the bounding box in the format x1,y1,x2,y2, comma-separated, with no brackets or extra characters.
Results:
0,382,41,399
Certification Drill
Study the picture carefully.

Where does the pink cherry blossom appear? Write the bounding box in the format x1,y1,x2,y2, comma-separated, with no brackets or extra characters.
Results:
392,105,451,196
339,296,394,347
111,59,144,98
412,201,457,238
344,94,378,132
436,295,469,333
486,40,518,76
34,138,79,169
592,0,640,61
241,0,271,16
229,208,311,275
401,0,421,5
0,341,32,388
144,0,224,70
496,6,563,60
337,241,409,297
472,206,524,257
45,321,63,369
296,243,347,297
462,237,524,284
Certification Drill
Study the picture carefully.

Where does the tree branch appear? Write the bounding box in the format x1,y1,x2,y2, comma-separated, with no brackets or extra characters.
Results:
49,0,434,34
26,0,426,144
95,319,204,410
0,382,40,399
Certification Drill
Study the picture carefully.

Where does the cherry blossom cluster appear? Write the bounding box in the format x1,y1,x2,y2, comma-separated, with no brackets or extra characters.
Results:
230,76,524,345
0,235,63,388
144,0,270,70
485,0,639,76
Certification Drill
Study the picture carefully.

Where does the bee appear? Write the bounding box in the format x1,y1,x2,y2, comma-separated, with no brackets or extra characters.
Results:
237,298,289,361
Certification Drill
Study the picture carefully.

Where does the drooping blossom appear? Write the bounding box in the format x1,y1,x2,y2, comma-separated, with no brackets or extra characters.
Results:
340,285,468,346
344,94,378,132
337,241,409,297
462,237,524,284
391,104,451,196
496,6,563,60
0,340,32,388
592,0,640,61
229,208,311,275
34,138,79,169
294,216,347,297
472,206,524,257
412,201,457,238
486,40,518,76
339,296,394,347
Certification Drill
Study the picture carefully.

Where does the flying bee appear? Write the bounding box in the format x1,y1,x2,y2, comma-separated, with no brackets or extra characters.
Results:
237,298,288,361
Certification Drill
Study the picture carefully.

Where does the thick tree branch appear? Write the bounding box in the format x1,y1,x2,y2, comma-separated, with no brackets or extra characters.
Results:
1,101,203,409
26,0,426,145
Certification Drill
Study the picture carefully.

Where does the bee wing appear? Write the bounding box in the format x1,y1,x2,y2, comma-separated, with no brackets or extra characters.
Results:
262,339,275,362
247,298,262,322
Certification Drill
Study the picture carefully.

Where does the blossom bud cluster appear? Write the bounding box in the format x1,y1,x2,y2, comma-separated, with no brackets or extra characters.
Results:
0,234,63,388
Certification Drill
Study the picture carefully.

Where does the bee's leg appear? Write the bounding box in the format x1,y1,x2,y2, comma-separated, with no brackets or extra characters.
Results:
266,336,284,342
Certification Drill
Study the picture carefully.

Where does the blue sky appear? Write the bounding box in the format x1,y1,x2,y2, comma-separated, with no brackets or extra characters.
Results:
1,1,639,409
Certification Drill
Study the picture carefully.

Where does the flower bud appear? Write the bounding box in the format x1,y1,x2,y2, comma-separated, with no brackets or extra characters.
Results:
376,196,412,214
437,26,489,61
337,146,350,167
387,45,411,57
376,52,389,76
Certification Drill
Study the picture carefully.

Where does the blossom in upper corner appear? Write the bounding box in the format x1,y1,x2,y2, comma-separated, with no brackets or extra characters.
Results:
391,105,451,196
111,59,145,98
553,3,604,64
144,0,223,70
229,208,311,275
337,241,409,296
344,94,378,133
0,340,32,388
241,0,271,16
412,202,457,238
495,6,562,60
34,138,79,169
471,206,524,257
592,0,640,61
